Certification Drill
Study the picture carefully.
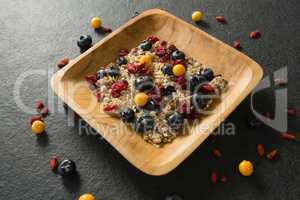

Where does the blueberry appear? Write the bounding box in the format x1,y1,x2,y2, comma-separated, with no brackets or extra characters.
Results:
57,159,76,177
192,92,207,111
77,35,92,52
200,68,214,81
134,76,154,91
120,108,135,123
143,99,157,111
116,56,128,65
165,193,184,200
96,69,107,80
167,112,184,130
107,66,120,77
161,64,173,75
187,75,206,93
171,50,185,60
139,40,152,51
162,85,176,96
134,115,155,133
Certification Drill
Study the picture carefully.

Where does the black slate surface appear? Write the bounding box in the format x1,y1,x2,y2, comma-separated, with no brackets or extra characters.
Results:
0,0,300,199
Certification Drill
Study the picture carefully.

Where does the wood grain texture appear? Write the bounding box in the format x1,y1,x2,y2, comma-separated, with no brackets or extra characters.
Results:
51,9,263,176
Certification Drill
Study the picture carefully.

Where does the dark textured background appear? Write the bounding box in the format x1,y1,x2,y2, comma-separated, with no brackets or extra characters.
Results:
1,0,300,199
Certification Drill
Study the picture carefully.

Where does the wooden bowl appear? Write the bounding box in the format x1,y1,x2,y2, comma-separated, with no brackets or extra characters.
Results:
51,9,263,175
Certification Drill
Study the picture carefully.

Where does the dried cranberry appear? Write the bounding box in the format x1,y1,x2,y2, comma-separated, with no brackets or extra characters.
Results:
35,100,44,110
233,41,241,49
103,104,118,112
215,16,225,22
111,80,128,97
101,26,112,33
57,58,69,69
146,36,159,44
86,75,97,85
250,30,261,39
159,54,170,63
160,41,167,46
155,46,167,57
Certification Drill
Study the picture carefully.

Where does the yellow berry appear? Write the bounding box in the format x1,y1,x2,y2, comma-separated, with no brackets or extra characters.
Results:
90,17,102,29
239,160,254,176
31,120,45,134
134,92,149,106
79,193,96,200
192,11,203,22
139,55,152,68
172,64,186,76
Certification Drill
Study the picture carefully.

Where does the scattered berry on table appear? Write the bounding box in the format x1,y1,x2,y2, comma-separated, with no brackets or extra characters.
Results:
120,108,135,123
233,40,241,49
257,144,265,157
139,40,152,51
211,171,218,184
165,193,184,200
287,108,296,117
238,160,254,176
90,16,102,29
281,132,295,140
77,35,92,52
267,149,278,160
49,156,58,171
31,120,45,134
167,112,184,130
57,57,69,69
79,193,96,200
134,115,155,133
250,30,261,39
215,15,225,22
200,68,214,81
172,64,186,76
134,92,149,107
139,54,153,68
35,100,44,111
96,69,107,80
161,63,173,75
212,148,222,158
57,159,77,176
192,11,203,22
171,50,185,60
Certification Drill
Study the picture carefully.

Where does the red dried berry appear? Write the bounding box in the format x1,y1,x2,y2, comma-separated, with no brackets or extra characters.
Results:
233,41,241,49
85,75,97,85
96,92,102,101
57,57,70,69
103,104,118,112
287,108,296,117
281,132,296,140
212,148,222,158
155,46,167,57
174,76,186,88
257,144,265,157
119,49,129,57
178,101,189,114
200,84,215,93
168,44,177,52
211,171,218,184
146,36,159,44
250,30,261,39
267,149,278,160
160,41,167,46
159,54,170,63
41,107,50,117
50,156,58,171
101,26,112,33
215,16,225,22
30,115,43,125
111,80,128,98
220,176,227,183
35,100,44,110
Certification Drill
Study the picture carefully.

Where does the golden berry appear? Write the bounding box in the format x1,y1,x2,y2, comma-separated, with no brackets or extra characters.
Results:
139,55,152,68
31,120,45,134
90,17,102,29
238,160,254,176
192,11,203,22
134,92,149,106
172,64,186,76
79,193,96,200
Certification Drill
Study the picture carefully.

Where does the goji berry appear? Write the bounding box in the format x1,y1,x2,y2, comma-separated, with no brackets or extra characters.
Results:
267,149,278,160
35,100,44,110
103,104,118,112
250,30,261,39
212,148,222,158
257,144,265,157
211,171,218,184
50,156,58,171
101,26,112,33
233,41,241,49
146,36,159,44
57,57,69,69
281,132,295,140
215,16,225,22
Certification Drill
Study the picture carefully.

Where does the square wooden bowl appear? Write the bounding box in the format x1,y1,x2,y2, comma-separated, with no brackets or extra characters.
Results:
51,9,263,175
